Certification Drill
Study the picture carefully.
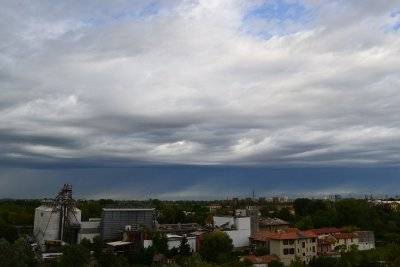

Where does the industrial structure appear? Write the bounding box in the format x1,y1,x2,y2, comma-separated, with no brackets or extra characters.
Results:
33,184,81,250
101,208,155,241
33,185,156,251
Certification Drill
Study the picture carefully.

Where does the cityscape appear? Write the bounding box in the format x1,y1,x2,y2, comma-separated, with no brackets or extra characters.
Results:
1,183,400,266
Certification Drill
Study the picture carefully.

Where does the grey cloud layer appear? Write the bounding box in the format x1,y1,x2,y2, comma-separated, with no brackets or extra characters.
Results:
1,0,400,167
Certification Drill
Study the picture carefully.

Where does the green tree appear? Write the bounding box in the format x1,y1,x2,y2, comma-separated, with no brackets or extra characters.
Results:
92,235,104,260
289,256,305,267
79,238,92,251
277,207,294,222
295,216,314,230
0,238,37,267
199,230,233,263
0,221,18,243
152,232,168,254
179,236,192,256
59,244,90,267
269,261,284,267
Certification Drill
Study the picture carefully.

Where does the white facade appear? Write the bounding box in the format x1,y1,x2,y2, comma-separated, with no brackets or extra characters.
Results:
77,219,101,243
270,238,317,266
143,239,153,248
356,231,375,251
166,234,197,252
33,205,81,249
143,235,197,252
214,216,251,248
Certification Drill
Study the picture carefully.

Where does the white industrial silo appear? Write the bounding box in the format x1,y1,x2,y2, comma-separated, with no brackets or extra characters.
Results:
33,185,81,250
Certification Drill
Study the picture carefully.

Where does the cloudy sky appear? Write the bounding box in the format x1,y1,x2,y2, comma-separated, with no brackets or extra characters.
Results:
1,0,400,199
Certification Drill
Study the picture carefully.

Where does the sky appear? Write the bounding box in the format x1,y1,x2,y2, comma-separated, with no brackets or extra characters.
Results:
0,0,400,199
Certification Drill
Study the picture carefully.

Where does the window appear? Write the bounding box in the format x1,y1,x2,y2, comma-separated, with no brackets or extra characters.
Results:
283,249,289,255
312,238,316,243
289,240,295,245
302,242,305,248
41,212,44,217
283,240,289,245
290,248,295,254
312,246,315,252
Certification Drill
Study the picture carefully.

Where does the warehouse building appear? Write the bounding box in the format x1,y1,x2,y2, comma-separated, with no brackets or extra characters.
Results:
101,208,155,241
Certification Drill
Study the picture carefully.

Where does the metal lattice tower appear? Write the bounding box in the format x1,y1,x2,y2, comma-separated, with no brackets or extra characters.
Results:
52,184,78,242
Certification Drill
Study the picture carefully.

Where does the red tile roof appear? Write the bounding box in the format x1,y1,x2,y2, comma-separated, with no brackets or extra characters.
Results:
243,255,280,264
251,228,317,241
309,227,341,236
332,232,357,240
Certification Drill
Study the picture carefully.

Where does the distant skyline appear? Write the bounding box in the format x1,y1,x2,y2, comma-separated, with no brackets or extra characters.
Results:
1,1,400,198
1,166,400,200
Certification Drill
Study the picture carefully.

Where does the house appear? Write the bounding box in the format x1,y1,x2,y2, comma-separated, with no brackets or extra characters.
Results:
332,232,359,252
309,227,341,237
250,229,317,266
356,231,375,250
316,235,338,256
259,218,290,232
309,228,363,255
213,216,251,248
242,255,280,267
309,227,341,256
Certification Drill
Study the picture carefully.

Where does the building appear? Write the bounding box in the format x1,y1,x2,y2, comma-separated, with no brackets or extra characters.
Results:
157,223,201,235
259,218,290,232
33,185,82,250
331,232,359,252
242,255,280,267
208,204,222,213
166,234,197,252
101,208,155,241
250,229,317,266
235,208,260,234
356,231,375,250
77,218,101,243
143,234,197,252
213,216,251,248
34,204,81,249
106,241,134,254
309,228,364,256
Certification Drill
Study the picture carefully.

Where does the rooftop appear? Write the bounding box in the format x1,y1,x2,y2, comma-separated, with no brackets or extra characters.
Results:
102,208,154,211
106,241,133,247
309,227,341,235
251,228,317,241
259,217,290,226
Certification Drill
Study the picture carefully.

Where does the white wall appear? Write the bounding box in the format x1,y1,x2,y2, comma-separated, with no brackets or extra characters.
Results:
143,236,197,252
144,239,153,248
33,206,81,250
78,233,100,243
358,242,375,250
225,229,251,248
167,235,197,252
34,207,60,249
213,216,251,248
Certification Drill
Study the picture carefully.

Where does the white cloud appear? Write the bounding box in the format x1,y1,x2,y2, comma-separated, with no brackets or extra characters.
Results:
0,0,400,167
